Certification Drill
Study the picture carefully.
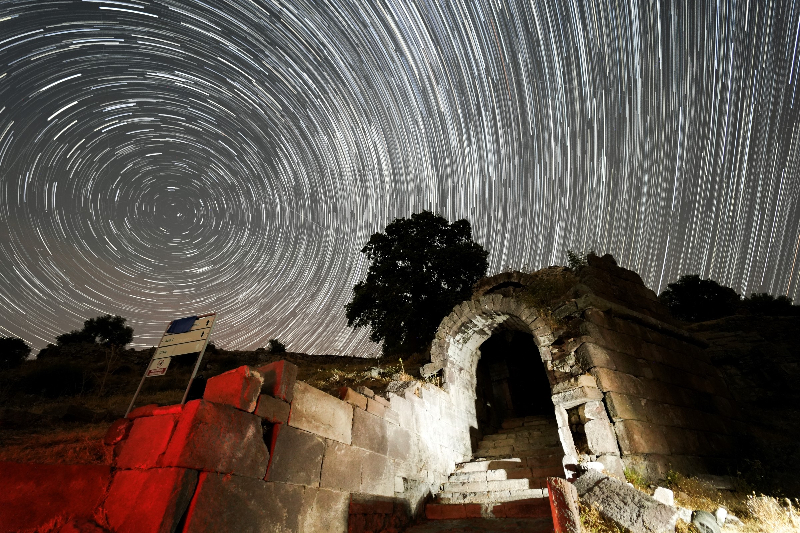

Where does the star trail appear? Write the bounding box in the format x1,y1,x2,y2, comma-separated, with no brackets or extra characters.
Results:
1,0,800,355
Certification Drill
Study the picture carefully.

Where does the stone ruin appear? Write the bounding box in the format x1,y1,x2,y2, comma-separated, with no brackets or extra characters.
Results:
0,253,746,532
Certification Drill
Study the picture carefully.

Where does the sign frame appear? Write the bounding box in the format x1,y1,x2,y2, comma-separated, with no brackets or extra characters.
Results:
125,312,216,417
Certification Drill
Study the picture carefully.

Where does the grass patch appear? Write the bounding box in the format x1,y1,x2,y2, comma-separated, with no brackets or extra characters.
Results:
0,423,111,465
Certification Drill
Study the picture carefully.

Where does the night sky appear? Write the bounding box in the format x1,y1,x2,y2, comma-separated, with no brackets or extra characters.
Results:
1,0,799,355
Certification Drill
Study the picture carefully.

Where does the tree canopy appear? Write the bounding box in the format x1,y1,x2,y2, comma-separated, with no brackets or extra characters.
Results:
658,275,741,322
0,337,31,369
56,314,134,347
345,211,489,355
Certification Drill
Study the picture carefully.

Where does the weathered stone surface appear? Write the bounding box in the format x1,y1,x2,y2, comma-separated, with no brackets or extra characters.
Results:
115,414,177,469
183,473,276,533
352,407,389,455
596,454,625,478
258,360,298,402
551,385,603,408
0,462,111,533
691,510,720,533
387,423,413,461
299,486,349,533
105,468,197,533
604,391,648,422
104,417,132,446
57,518,106,533
614,419,671,455
366,397,387,417
361,450,395,496
584,418,620,455
254,394,290,424
547,477,580,533
339,386,368,410
574,469,678,533
203,365,264,412
320,439,362,492
160,399,269,478
290,381,353,444
127,403,183,419
551,374,598,394
267,425,324,486
652,487,674,506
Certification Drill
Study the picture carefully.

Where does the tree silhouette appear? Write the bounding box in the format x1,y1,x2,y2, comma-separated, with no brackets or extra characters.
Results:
345,211,489,355
0,337,31,369
659,275,741,322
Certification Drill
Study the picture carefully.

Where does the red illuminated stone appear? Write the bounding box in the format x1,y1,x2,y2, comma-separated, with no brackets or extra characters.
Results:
203,365,264,412
257,360,298,402
115,414,178,470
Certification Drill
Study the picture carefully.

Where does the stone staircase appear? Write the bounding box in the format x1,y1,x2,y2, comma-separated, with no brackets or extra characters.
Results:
436,416,564,505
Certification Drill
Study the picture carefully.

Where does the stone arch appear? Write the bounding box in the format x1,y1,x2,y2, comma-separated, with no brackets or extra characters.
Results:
425,272,556,394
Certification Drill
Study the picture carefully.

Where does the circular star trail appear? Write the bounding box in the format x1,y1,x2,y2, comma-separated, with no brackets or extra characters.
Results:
1,0,800,355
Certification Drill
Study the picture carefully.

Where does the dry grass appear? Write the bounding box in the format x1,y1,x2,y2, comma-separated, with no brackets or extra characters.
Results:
0,423,111,465
743,496,800,533
580,503,625,533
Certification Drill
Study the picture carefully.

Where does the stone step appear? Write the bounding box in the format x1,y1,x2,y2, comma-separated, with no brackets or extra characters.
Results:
449,465,564,484
476,437,561,453
437,487,549,504
443,478,531,493
455,458,524,472
424,498,552,520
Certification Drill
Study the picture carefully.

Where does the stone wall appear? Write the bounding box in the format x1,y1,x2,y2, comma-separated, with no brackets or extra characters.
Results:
0,360,474,532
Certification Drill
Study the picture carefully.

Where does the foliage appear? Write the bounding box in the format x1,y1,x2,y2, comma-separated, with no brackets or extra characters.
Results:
659,275,741,322
567,249,594,270
267,339,286,353
580,503,625,533
20,361,91,398
743,293,800,316
0,337,31,370
623,467,647,489
56,314,133,347
345,211,489,355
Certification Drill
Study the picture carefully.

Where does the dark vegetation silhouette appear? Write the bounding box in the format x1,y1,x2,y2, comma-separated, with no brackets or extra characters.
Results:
267,339,286,353
345,211,489,356
0,337,31,370
659,274,800,322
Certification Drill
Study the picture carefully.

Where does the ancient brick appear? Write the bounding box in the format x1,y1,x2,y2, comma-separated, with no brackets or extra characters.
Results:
575,342,616,370
614,419,670,455
267,425,324,486
257,360,298,402
182,473,278,533
203,365,264,412
254,394,290,424
361,451,394,496
321,439,362,492
339,387,368,410
426,504,466,519
366,397,387,417
591,367,643,396
551,385,603,408
159,399,269,478
0,463,110,533
387,423,413,462
105,468,197,533
352,407,389,455
299,486,349,533
290,381,353,444
115,414,177,469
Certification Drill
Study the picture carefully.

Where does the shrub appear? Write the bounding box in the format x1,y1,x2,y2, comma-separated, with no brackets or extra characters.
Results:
20,362,92,398
0,337,31,370
659,275,741,322
267,339,286,353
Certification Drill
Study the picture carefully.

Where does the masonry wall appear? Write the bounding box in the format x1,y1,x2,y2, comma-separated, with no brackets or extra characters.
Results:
549,254,747,479
0,360,475,533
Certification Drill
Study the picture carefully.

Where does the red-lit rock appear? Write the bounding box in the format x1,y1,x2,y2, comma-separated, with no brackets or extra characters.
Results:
57,518,106,533
0,462,110,532
104,418,132,446
115,414,178,469
103,467,197,533
159,399,269,478
203,365,264,412
257,360,298,402
425,504,467,519
126,403,183,419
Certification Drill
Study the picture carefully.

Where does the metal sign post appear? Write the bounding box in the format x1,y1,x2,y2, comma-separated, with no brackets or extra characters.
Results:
125,312,216,417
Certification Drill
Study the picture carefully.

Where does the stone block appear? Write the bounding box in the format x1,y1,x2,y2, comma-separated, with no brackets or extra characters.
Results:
574,469,678,533
105,468,197,533
203,365,264,412
387,424,413,461
115,414,177,469
614,419,670,455
266,425,324,486
552,374,598,394
597,454,625,478
339,386,368,410
257,360,298,402
547,477,580,533
0,463,110,533
254,394,290,424
290,381,353,444
366,397,387,417
361,450,395,496
320,439,362,492
584,418,620,455
352,408,389,455
127,403,183,419
104,418,132,446
653,487,674,506
299,486,349,533
160,399,269,478
591,367,643,396
552,385,603,409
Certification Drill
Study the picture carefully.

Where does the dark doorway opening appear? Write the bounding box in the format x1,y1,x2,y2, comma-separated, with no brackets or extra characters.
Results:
472,329,553,448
